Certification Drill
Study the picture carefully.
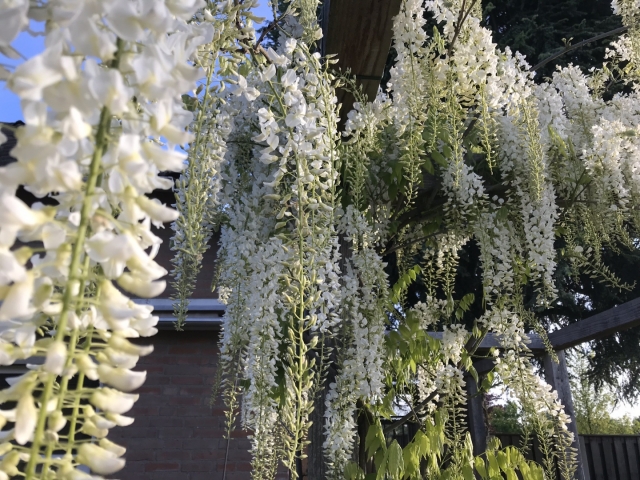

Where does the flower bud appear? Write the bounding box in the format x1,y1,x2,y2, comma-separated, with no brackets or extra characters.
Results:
117,273,166,298
47,410,67,433
108,335,153,356
77,353,99,381
80,418,107,439
104,413,135,427
15,393,36,445
44,340,67,375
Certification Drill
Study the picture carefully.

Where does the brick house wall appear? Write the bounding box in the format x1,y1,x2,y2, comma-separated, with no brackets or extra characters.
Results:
108,330,290,480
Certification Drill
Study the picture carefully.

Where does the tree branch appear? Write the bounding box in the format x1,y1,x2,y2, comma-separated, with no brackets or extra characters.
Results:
531,26,628,73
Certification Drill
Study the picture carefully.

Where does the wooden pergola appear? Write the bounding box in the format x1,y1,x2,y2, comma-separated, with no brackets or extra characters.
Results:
464,297,640,480
317,2,640,479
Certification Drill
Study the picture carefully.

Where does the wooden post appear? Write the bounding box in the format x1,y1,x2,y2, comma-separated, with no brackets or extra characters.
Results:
543,350,591,480
466,375,488,457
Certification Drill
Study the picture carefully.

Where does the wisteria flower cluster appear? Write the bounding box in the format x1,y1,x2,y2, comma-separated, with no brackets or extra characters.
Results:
0,0,209,478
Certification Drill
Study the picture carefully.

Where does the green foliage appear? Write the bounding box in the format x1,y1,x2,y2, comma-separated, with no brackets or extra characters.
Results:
483,0,623,78
488,401,523,435
570,349,640,434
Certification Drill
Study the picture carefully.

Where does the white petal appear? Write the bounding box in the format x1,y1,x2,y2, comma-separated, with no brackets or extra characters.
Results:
117,274,166,298
105,413,135,427
99,438,126,457
77,443,125,475
15,393,37,445
135,196,179,223
142,142,186,171
90,388,138,414
97,364,146,392
43,341,67,375
0,272,34,321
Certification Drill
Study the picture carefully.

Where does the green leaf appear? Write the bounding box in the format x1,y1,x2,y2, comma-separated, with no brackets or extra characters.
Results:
496,451,508,471
475,457,488,479
414,430,431,457
344,462,363,480
486,452,499,477
375,448,389,480
462,464,475,480
402,445,420,479
388,441,404,478
431,150,448,167
423,156,434,174
365,424,383,457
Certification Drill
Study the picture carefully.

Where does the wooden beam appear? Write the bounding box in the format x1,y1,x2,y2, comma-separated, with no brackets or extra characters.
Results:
324,0,402,121
427,332,546,352
548,297,640,351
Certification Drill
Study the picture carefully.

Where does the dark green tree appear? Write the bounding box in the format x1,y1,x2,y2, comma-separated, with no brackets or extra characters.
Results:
483,0,623,78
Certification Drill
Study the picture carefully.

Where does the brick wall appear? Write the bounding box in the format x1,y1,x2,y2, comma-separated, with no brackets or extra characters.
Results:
108,330,289,480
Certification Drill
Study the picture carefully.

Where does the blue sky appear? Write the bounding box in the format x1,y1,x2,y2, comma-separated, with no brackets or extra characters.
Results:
0,3,272,122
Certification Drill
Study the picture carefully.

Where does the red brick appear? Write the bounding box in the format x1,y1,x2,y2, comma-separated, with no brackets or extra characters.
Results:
125,427,159,438
152,354,178,365
146,473,189,480
158,427,192,439
168,345,200,354
137,386,163,394
181,461,211,472
162,450,191,461
179,386,210,396
168,396,203,406
183,417,220,428
175,355,207,365
125,449,155,461
145,462,180,472
171,375,204,385
143,375,171,386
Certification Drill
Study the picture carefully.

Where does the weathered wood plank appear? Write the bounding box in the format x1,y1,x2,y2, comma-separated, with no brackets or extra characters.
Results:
601,436,618,479
589,437,606,480
548,297,640,351
543,351,590,480
323,0,402,120
613,436,630,479
627,436,640,478
428,332,546,351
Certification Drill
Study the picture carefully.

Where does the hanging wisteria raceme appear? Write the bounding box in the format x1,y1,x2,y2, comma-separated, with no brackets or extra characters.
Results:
170,0,262,330
0,0,210,478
